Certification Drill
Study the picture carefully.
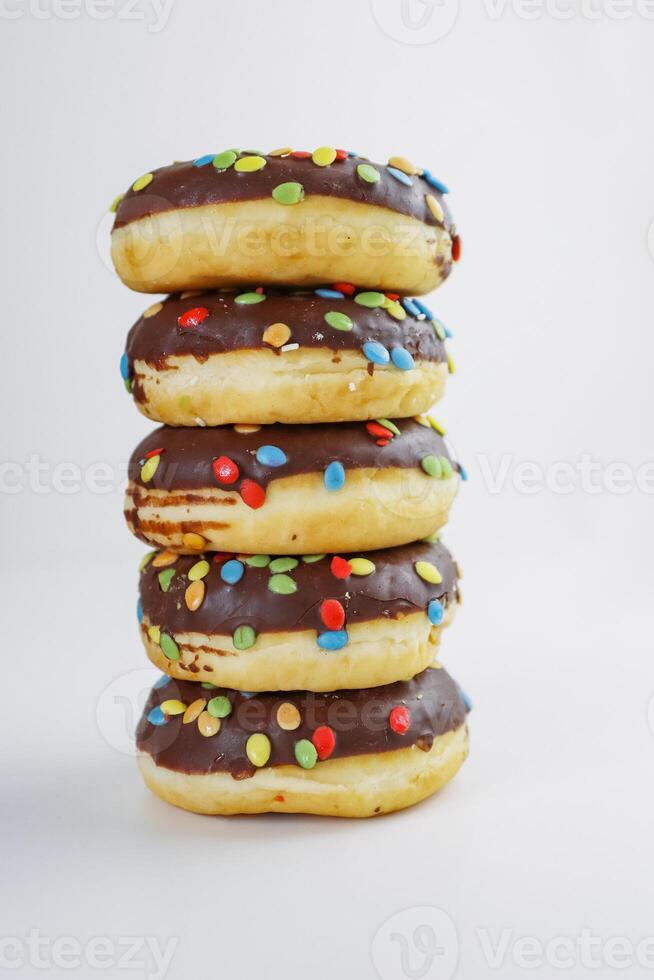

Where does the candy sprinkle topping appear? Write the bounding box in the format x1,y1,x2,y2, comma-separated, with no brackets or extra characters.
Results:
428,599,445,625
415,561,443,585
272,182,304,205
390,347,415,371
240,480,266,509
233,625,257,650
312,726,336,760
185,579,205,611
212,456,240,484
349,558,376,576
159,633,180,661
324,461,345,492
389,705,411,734
255,445,288,468
207,696,232,719
324,311,353,332
355,291,386,308
246,733,271,767
294,739,318,769
221,559,245,585
386,166,413,187
317,630,349,651
312,146,337,167
212,150,237,170
132,173,153,192
235,291,266,305
268,574,297,595
262,322,291,348
178,307,209,329
277,703,301,731
356,163,380,183
362,341,390,366
234,155,266,173
269,557,298,573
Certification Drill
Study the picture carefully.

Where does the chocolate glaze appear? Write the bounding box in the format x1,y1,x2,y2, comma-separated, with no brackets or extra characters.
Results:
139,540,458,637
113,152,453,232
125,288,445,394
127,419,458,492
135,666,468,778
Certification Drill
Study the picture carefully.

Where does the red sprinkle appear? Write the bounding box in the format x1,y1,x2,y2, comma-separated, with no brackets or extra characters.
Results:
335,149,348,161
291,150,311,158
389,706,411,735
384,292,400,301
255,286,264,294
320,599,345,631
212,552,235,564
366,421,393,440
240,479,266,510
312,726,336,760
376,439,390,447
332,282,355,296
452,235,462,262
274,794,285,802
212,456,239,485
330,556,352,580
144,447,165,459
178,306,209,329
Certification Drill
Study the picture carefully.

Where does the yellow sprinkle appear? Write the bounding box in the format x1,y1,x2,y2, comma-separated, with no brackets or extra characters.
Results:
188,560,210,582
262,322,292,348
414,415,431,428
109,194,123,213
388,155,420,176
349,558,376,576
197,711,220,737
312,146,337,167
415,561,443,585
143,301,163,319
161,699,186,716
426,193,444,223
182,532,206,552
429,661,444,670
383,298,407,321
185,579,205,612
147,625,161,644
234,424,261,434
268,147,293,157
132,173,153,192
183,698,206,724
152,550,178,568
246,733,272,768
234,155,266,173
428,417,447,436
447,351,455,375
276,702,301,731
179,290,203,299
140,455,160,483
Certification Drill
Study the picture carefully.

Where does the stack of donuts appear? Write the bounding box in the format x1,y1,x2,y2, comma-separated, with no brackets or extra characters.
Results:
111,146,471,818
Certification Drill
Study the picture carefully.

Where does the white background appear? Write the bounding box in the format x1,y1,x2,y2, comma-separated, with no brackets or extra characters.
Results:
2,1,654,978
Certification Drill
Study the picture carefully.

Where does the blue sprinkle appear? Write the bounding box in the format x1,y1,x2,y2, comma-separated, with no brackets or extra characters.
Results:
317,630,349,651
147,706,167,726
427,599,444,626
240,692,257,699
362,341,390,366
137,600,143,623
324,460,345,492
255,445,288,468
315,288,345,300
401,298,422,318
221,559,245,585
458,685,473,712
120,351,129,381
459,464,468,482
390,347,415,371
347,150,359,157
386,166,413,187
413,299,434,321
444,326,453,338
153,674,170,690
422,170,449,194
193,154,215,167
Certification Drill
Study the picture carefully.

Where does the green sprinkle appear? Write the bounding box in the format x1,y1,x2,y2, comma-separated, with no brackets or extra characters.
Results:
158,569,175,592
420,455,442,479
268,574,297,595
294,739,318,769
376,418,400,436
159,633,180,661
357,164,380,184
440,456,454,479
201,682,218,690
269,557,299,573
324,311,353,332
124,378,133,394
272,181,304,205
207,696,232,719
422,532,441,544
233,625,257,650
302,554,326,564
433,319,446,340
213,150,237,170
139,551,155,571
355,291,386,308
235,292,266,305
245,554,271,568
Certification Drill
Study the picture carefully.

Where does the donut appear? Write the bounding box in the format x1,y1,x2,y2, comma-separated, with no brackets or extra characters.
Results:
125,418,463,555
136,666,470,817
110,149,460,295
122,287,453,427
137,539,460,693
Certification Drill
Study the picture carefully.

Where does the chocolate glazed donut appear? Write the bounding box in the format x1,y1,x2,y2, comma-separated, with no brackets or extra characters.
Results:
110,149,461,295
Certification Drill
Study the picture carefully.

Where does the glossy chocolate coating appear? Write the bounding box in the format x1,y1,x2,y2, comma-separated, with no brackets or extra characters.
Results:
127,419,458,492
113,152,452,231
136,666,468,778
124,288,446,391
139,540,459,637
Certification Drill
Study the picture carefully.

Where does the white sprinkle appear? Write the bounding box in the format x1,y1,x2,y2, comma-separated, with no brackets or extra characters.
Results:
314,332,324,341
348,382,357,392
194,416,206,427
281,343,299,352
416,313,426,321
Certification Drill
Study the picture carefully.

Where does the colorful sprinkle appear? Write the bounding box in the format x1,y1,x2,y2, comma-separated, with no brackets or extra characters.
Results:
330,556,352,579
140,455,160,483
362,341,390,366
294,739,318,769
390,347,415,371
302,554,325,563
459,464,469,482
233,625,257,650
159,633,180,661
324,311,353,332
207,696,232,719
132,173,153,192
315,288,344,299
389,705,411,735
212,150,237,170
422,170,449,194
320,599,345,631
109,193,123,213
193,154,214,167
178,306,209,329
160,699,186,717
317,630,348,651
221,559,244,585
272,182,304,205
234,424,262,434
235,291,266,305
240,479,266,509
332,282,355,295
356,163,380,184
312,146,337,167
157,568,175,592
428,599,445,626
182,532,206,552
413,299,434,320
312,726,336,761
387,155,420,176
349,557,376,576
415,561,443,585
387,166,413,186
147,625,161,645
147,706,166,726
234,155,266,173
355,291,386,308
188,560,210,582
376,418,400,436
277,702,301,731
324,461,345,492
197,710,220,737
245,554,270,568
441,457,454,479
421,455,442,478
452,235,462,262
366,421,394,441
432,319,447,341
140,551,156,571
262,322,291,348
246,733,271,767
143,301,163,319
153,674,169,690
458,686,473,712
268,574,297,595
384,299,407,321
212,455,240,485
268,147,292,157
185,579,205,611
256,445,288,468
269,557,299,573
183,698,206,724
136,600,143,623
401,298,422,318
120,352,129,381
